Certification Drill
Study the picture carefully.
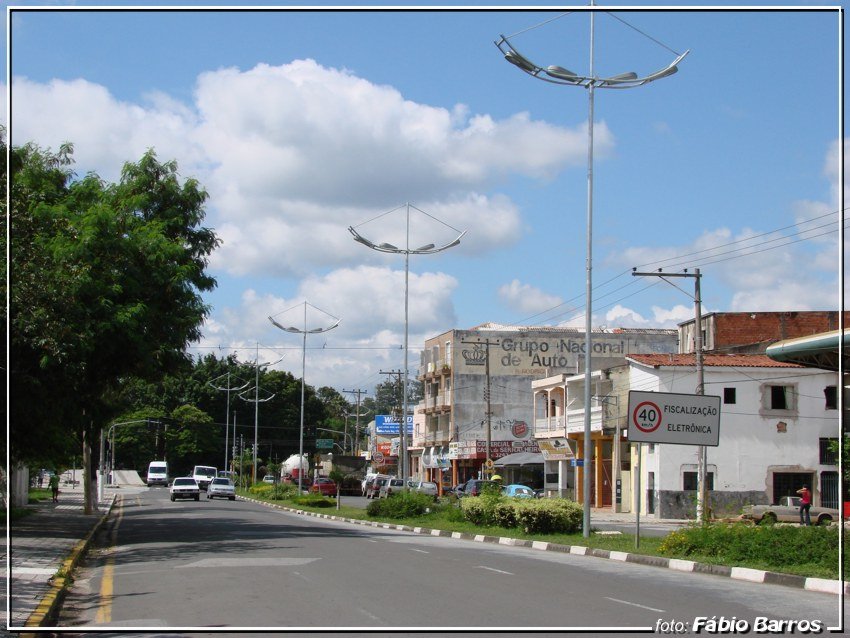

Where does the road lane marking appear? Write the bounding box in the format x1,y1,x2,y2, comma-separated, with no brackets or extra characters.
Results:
95,495,124,624
410,549,429,554
476,566,514,575
604,597,665,613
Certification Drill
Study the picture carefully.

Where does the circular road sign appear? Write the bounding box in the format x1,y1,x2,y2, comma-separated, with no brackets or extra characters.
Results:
485,459,494,469
373,451,385,464
632,401,662,433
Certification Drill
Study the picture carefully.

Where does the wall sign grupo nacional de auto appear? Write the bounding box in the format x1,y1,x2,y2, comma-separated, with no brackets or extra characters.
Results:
627,390,721,446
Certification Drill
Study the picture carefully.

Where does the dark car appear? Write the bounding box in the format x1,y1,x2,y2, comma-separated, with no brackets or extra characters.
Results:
463,479,500,497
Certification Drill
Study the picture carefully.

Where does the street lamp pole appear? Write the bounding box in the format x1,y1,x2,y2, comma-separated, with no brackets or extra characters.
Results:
239,346,281,485
209,371,250,475
269,301,340,493
349,203,465,483
496,10,687,538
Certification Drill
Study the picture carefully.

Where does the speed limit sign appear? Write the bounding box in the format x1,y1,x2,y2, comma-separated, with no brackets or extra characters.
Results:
632,401,662,434
627,390,720,446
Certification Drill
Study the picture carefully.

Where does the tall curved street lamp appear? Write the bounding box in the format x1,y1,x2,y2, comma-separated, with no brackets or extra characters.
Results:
269,301,340,493
349,203,465,484
238,346,283,485
496,12,687,538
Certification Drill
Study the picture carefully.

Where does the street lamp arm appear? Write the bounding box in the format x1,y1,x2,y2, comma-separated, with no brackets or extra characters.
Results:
348,226,465,255
496,34,688,89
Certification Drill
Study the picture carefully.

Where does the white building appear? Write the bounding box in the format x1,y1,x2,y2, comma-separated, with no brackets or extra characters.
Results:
533,353,841,519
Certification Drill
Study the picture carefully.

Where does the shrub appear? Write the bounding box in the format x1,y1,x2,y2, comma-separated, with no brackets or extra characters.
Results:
366,491,433,519
248,484,273,497
514,498,583,534
658,522,841,572
270,483,298,500
460,492,505,526
292,494,334,508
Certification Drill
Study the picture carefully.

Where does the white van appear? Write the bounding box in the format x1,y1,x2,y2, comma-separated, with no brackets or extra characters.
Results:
147,461,168,487
192,465,217,491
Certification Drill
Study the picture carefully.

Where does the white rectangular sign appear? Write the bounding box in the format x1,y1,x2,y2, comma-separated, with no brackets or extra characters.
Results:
627,391,721,447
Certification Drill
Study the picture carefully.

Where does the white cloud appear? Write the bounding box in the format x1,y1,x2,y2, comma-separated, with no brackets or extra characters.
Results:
498,279,563,315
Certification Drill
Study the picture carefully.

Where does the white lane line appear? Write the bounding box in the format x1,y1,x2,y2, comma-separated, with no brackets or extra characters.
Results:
476,565,514,575
411,549,429,554
604,597,665,613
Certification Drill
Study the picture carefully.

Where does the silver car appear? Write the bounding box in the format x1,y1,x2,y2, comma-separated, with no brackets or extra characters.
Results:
170,477,200,502
406,480,438,498
207,477,236,501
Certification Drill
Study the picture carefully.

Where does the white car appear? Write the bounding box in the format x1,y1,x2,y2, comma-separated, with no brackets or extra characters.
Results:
207,477,236,501
170,477,200,502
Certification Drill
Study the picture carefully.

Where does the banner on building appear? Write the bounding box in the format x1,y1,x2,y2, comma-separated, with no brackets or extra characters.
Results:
538,438,576,460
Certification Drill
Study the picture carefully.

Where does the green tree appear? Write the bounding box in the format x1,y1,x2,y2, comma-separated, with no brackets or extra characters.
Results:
10,141,219,511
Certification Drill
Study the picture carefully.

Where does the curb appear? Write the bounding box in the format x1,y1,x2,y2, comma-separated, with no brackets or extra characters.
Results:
238,495,848,596
21,494,119,632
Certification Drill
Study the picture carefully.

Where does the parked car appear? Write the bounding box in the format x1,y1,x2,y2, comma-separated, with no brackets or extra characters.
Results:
170,477,200,502
463,479,500,497
379,478,406,498
311,477,338,497
365,476,388,499
207,477,236,500
407,480,438,498
741,496,839,525
502,484,536,499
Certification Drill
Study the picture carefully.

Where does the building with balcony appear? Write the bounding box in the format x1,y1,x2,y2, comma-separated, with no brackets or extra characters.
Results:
414,323,678,490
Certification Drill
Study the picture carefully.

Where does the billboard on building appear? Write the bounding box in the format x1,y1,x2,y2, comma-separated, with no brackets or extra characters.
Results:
375,415,414,435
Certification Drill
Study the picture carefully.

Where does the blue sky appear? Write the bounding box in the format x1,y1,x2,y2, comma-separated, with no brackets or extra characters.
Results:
7,3,844,393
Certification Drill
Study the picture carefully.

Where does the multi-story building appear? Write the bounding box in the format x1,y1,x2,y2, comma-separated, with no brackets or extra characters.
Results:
414,323,678,490
532,312,845,517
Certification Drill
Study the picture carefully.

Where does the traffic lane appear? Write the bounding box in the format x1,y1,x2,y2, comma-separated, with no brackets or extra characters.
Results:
134,499,843,628
72,490,844,631
355,532,845,630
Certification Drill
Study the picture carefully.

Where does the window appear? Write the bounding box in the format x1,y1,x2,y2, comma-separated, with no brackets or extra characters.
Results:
723,387,736,404
683,471,714,491
824,386,838,410
763,384,796,411
819,438,838,465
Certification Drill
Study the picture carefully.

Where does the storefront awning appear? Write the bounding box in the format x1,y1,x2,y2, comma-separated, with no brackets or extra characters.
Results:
494,452,544,467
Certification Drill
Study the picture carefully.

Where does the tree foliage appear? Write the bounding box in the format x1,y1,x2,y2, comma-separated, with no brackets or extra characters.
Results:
10,139,219,467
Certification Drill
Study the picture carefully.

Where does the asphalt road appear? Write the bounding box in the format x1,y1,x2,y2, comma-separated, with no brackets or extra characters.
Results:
56,486,846,636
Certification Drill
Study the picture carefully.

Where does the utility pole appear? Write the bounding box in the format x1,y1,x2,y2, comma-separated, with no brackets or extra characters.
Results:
380,370,406,479
343,388,370,455
460,338,499,475
633,268,706,521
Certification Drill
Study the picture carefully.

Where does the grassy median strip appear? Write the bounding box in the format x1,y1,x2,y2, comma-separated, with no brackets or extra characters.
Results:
239,488,845,581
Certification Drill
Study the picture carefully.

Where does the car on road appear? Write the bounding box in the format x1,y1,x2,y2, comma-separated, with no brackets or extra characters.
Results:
741,496,839,525
192,465,217,491
502,484,536,499
463,479,500,497
207,477,236,500
262,474,276,484
407,480,438,498
311,477,337,497
170,477,200,502
379,478,406,498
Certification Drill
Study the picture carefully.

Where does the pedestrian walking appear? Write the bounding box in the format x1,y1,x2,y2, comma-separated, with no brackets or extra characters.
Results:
796,484,812,526
48,472,60,503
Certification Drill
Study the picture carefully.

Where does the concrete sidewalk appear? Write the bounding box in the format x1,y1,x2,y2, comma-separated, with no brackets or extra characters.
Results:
5,481,116,633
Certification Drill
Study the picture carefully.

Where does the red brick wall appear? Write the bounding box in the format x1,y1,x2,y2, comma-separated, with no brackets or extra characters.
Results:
713,312,849,350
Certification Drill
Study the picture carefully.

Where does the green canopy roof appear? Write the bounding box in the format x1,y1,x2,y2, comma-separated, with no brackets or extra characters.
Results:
765,329,849,371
